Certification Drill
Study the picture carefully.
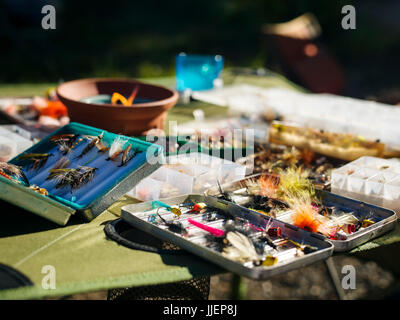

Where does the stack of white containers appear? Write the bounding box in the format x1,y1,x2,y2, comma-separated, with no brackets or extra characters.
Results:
261,88,400,148
331,156,400,217
127,152,246,201
194,85,400,148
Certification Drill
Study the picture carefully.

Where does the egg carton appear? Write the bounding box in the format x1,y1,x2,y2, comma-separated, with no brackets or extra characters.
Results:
331,156,400,217
128,152,246,201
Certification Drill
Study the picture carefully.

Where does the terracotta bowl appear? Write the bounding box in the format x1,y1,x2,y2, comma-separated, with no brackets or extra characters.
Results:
56,78,178,135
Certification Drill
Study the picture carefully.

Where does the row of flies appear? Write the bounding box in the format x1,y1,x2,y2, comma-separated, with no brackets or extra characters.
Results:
151,203,318,267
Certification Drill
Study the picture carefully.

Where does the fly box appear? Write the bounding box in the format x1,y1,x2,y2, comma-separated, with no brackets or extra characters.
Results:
121,195,334,280
0,122,163,225
205,174,397,252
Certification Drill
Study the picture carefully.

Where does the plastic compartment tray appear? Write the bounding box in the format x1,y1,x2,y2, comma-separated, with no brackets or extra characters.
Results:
205,174,397,252
166,153,246,182
121,194,334,280
129,153,246,201
1,122,163,225
331,156,400,218
127,167,194,200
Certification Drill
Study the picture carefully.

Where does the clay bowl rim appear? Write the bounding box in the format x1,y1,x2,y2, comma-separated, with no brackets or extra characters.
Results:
56,77,179,110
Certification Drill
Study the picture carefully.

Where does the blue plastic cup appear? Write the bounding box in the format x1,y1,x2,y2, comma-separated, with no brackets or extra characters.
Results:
176,53,224,92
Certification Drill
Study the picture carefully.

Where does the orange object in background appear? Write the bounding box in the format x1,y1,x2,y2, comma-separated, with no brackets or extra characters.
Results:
111,87,139,106
111,92,129,105
127,86,139,105
38,100,68,119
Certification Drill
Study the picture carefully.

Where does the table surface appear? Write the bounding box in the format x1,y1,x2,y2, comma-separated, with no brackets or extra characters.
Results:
0,71,399,300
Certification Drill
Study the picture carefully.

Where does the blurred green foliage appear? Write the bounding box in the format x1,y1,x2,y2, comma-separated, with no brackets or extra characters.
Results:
0,0,399,83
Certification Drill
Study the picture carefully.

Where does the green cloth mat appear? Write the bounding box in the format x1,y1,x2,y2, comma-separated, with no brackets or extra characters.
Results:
0,197,223,299
0,71,399,299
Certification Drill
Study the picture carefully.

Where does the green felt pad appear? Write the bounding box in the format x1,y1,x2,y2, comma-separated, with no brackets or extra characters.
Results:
0,196,223,300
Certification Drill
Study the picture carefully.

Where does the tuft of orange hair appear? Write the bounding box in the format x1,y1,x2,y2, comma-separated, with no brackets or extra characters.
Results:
289,194,332,235
291,201,321,233
258,173,280,198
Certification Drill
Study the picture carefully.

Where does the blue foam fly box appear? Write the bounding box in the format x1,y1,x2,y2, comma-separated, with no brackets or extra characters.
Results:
0,122,163,225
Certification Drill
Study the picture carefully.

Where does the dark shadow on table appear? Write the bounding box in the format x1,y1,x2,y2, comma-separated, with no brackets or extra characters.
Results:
103,219,224,300
103,219,224,278
0,199,83,238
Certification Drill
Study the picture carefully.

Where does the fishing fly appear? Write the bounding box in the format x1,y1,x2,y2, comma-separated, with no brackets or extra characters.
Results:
18,153,53,170
246,173,280,199
187,218,225,237
75,132,104,159
51,134,82,155
187,202,207,214
50,134,79,145
151,200,182,217
28,185,49,196
118,144,138,167
71,166,97,190
47,166,97,192
222,231,262,265
156,213,188,236
0,162,30,186
47,168,77,188
217,180,232,202
51,157,70,170
106,136,126,161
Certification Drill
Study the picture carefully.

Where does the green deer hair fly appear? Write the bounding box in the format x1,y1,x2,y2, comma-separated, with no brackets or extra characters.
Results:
276,166,315,204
